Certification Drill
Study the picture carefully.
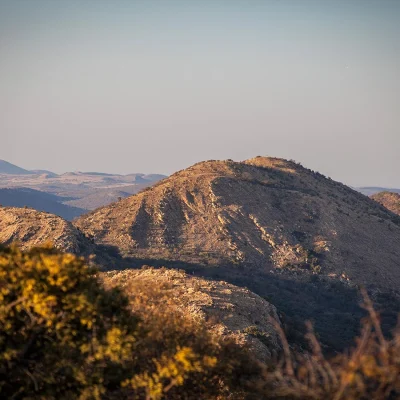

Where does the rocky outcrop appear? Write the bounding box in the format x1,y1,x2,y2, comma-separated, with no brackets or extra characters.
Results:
102,267,282,360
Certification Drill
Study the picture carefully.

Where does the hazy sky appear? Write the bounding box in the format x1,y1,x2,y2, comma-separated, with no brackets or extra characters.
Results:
0,0,399,186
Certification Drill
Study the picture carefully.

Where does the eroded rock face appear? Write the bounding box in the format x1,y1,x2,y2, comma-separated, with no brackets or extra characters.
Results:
0,207,94,255
102,267,282,360
76,157,400,290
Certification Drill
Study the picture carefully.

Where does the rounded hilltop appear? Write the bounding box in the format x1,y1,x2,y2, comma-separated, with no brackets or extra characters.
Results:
0,206,95,255
168,156,300,179
75,156,400,290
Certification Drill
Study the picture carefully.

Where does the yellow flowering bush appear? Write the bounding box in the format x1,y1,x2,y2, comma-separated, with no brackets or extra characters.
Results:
124,347,217,400
0,244,140,398
0,245,260,399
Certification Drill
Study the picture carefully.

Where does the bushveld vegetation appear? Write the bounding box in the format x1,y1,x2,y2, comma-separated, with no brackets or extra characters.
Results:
0,245,399,399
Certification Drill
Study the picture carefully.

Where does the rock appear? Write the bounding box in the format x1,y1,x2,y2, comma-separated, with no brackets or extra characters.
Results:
102,267,282,360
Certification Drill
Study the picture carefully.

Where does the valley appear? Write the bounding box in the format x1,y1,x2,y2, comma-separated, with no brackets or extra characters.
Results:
0,160,166,219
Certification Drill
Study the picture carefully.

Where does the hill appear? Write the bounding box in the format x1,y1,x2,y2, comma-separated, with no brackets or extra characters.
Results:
30,169,58,177
0,207,95,255
62,185,150,210
0,159,32,175
75,157,400,290
371,191,400,216
0,187,87,220
75,157,400,351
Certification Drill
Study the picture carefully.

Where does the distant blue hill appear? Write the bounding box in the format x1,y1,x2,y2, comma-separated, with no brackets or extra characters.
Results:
0,160,32,175
30,169,58,177
0,187,86,220
0,160,58,176
81,172,120,176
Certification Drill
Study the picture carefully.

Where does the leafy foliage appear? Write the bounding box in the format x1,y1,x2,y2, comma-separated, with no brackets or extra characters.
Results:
0,244,139,398
0,245,260,399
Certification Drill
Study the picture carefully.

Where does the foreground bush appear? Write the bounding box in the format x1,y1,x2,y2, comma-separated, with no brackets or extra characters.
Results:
263,290,400,399
0,245,140,398
0,245,260,399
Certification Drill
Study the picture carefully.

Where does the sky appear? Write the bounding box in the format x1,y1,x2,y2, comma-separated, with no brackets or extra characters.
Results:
0,0,399,187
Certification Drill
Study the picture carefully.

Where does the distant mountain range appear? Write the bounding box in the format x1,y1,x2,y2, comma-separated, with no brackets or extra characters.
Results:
30,170,59,177
0,159,167,218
